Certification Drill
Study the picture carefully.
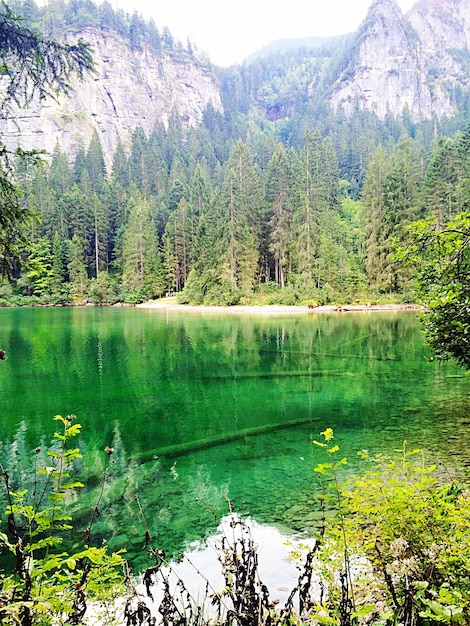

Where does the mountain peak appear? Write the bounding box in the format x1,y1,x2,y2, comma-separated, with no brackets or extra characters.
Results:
328,0,455,121
367,0,404,15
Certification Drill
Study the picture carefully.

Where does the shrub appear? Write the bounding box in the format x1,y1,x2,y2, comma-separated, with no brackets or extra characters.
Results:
311,430,470,626
0,416,125,625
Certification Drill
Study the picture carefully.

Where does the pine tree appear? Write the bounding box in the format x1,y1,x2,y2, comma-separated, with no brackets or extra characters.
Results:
383,136,423,291
121,188,163,300
266,143,294,288
49,144,73,196
67,233,88,301
84,129,107,193
362,145,390,291
423,138,458,225
91,192,107,278
293,130,339,287
62,182,94,271
184,163,213,274
23,169,56,240
0,3,93,112
180,164,220,303
362,138,422,293
220,139,262,297
130,126,151,193
163,198,191,292
23,236,55,296
51,230,67,289
0,5,93,274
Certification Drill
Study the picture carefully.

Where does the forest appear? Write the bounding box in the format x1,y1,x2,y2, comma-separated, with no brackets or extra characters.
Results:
2,0,470,307
2,120,468,308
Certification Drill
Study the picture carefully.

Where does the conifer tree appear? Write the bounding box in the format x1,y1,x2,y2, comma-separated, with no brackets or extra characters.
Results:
363,138,422,293
266,143,295,288
180,163,220,303
121,188,163,300
0,4,93,272
293,130,339,287
67,233,88,300
0,3,93,112
84,129,106,193
63,181,94,269
220,139,262,297
51,229,67,288
383,136,423,292
22,236,55,295
91,192,107,278
423,137,460,225
362,145,390,291
163,198,192,292
49,144,73,196
22,168,55,239
129,126,151,193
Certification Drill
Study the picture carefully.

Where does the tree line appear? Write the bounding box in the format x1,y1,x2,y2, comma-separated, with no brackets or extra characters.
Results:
2,121,469,307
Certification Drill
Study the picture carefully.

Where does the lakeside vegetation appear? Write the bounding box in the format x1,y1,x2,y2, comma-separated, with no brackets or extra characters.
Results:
3,126,470,310
2,418,469,625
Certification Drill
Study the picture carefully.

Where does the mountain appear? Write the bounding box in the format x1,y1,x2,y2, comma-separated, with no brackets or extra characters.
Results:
1,24,222,167
243,0,470,125
327,0,470,121
3,0,470,164
246,34,354,62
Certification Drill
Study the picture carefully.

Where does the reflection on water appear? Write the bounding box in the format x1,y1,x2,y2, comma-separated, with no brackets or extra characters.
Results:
130,515,310,612
1,308,470,569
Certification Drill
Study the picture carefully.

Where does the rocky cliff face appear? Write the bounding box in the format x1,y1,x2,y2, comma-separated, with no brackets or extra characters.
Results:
1,26,222,167
4,0,470,155
328,0,470,121
408,0,470,75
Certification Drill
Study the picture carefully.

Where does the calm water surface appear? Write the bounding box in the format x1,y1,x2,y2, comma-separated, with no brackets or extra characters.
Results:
0,307,469,569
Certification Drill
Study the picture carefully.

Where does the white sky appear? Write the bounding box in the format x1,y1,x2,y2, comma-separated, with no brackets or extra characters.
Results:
108,0,417,66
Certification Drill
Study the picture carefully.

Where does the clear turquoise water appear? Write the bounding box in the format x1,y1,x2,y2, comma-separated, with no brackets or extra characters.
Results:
1,307,469,569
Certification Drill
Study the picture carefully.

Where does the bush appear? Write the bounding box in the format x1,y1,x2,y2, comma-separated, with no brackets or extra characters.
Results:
311,429,470,626
0,416,125,625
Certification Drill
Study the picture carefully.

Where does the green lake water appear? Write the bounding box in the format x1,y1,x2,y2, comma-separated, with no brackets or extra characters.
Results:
1,307,469,570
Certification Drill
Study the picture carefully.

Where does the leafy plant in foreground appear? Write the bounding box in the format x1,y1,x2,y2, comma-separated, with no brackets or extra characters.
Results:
400,212,470,369
0,415,125,625
312,430,470,626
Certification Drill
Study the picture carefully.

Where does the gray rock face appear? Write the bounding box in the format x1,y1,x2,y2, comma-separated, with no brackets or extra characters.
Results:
328,0,470,121
1,26,222,166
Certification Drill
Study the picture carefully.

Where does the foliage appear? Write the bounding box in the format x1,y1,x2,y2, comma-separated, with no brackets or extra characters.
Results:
8,0,199,64
8,99,444,307
0,1,94,275
0,3,93,112
362,138,424,293
311,429,470,626
401,213,470,368
0,415,125,625
8,0,470,305
0,146,37,276
2,411,470,626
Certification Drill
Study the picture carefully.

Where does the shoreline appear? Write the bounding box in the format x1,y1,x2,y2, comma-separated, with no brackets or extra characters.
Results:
135,300,423,314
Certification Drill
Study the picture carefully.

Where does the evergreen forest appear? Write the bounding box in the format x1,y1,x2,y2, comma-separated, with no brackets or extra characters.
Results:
4,0,470,307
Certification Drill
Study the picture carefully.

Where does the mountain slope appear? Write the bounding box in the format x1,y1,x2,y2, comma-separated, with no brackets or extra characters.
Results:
4,0,470,164
328,0,455,121
1,25,222,166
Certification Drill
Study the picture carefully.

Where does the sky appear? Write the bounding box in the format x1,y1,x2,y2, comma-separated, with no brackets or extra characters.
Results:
107,0,417,66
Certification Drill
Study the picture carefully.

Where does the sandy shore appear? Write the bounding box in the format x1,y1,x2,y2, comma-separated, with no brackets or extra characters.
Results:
135,299,422,314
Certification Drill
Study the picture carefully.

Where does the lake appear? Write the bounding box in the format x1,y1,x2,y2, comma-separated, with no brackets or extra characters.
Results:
1,307,469,571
